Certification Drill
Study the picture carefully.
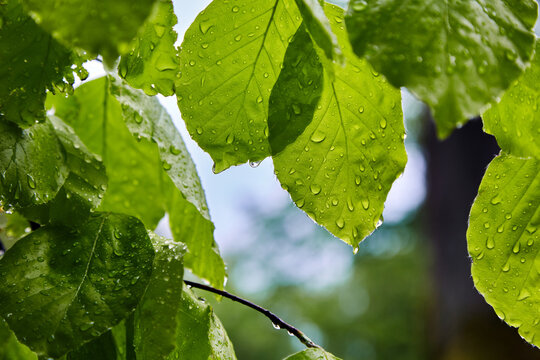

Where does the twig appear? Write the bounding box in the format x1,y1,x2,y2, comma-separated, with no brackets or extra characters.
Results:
184,280,320,349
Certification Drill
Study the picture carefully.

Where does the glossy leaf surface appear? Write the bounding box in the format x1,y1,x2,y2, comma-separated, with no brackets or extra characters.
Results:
483,41,540,158
22,0,156,62
0,318,37,360
0,120,69,209
48,77,225,288
346,0,538,137
0,212,154,358
119,0,180,96
283,348,342,360
177,0,301,172
293,0,340,61
0,0,83,127
134,233,185,360
467,154,539,346
167,286,237,360
273,4,406,248
18,116,108,227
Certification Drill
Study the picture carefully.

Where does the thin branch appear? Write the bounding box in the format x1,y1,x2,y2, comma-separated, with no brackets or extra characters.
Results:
184,280,320,349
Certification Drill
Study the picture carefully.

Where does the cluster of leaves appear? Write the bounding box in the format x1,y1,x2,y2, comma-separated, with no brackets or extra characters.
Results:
0,0,538,359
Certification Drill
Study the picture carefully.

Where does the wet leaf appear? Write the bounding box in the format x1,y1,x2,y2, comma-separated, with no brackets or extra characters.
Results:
119,0,180,97
18,116,108,227
293,0,341,61
483,41,540,158
0,212,155,358
283,348,342,360
467,154,539,346
346,0,538,137
22,0,157,62
0,318,37,360
48,77,225,288
0,0,84,127
134,233,186,360
176,0,301,172
167,286,237,360
273,4,406,248
0,120,69,209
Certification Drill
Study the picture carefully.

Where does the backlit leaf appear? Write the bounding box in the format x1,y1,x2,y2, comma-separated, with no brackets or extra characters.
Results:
134,233,186,360
18,115,108,227
119,0,180,97
483,41,540,158
283,348,342,360
0,0,85,127
0,119,69,209
48,77,225,288
177,0,301,172
273,4,406,248
293,0,340,61
22,0,157,62
0,212,155,358
167,286,237,360
467,154,539,346
346,0,538,137
0,318,37,360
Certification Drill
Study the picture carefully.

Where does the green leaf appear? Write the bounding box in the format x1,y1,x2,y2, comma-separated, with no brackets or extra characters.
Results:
283,348,342,360
118,0,180,96
168,190,224,288
467,154,540,346
0,119,69,209
48,77,226,288
109,74,210,220
293,0,340,62
18,116,108,227
0,0,85,127
0,318,37,360
22,0,157,62
176,0,301,172
66,331,118,360
268,23,324,155
483,41,540,158
345,0,538,137
167,286,237,360
0,212,30,252
273,4,407,248
134,233,185,360
0,212,155,358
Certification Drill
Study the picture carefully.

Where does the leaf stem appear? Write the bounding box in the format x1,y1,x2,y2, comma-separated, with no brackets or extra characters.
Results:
184,280,320,349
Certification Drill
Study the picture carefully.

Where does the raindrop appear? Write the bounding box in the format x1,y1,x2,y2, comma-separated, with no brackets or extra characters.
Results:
310,184,321,195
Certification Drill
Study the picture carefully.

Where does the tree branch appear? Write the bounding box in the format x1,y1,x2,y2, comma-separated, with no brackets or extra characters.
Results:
184,280,320,349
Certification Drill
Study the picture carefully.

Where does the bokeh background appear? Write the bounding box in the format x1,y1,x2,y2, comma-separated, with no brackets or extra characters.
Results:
39,1,540,359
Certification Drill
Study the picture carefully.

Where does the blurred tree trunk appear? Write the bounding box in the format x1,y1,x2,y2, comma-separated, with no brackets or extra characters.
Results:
422,116,540,359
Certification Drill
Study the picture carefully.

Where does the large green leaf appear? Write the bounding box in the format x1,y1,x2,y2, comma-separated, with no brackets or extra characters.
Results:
0,0,85,127
48,77,225,288
166,286,237,360
66,331,118,360
22,0,157,62
0,119,69,209
109,75,210,220
293,0,340,61
268,23,324,155
134,233,185,360
346,0,538,137
176,0,301,172
118,0,179,96
0,212,154,358
18,116,108,227
0,318,37,360
273,4,407,248
283,348,342,360
483,41,540,158
467,154,539,346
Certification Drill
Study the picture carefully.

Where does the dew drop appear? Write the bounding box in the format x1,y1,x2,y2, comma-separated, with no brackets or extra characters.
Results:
310,184,321,195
